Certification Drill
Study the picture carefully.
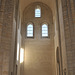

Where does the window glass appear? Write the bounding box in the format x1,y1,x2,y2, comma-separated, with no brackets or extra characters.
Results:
27,24,33,37
35,8,41,17
42,24,48,37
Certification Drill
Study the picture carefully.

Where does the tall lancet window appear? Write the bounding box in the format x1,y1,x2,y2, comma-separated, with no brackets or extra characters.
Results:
35,6,41,17
42,23,48,37
27,23,33,37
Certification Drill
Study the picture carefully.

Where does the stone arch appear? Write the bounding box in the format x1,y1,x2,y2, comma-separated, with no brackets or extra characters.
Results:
23,2,54,39
23,2,53,16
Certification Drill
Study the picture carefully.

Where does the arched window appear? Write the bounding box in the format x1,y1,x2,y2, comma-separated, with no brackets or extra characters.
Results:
42,24,48,37
27,23,33,37
35,6,41,17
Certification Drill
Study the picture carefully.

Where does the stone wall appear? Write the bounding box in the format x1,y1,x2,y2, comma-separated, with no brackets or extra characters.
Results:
22,2,56,75
0,0,75,75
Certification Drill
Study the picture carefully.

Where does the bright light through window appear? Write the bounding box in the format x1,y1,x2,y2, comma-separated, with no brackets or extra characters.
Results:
35,8,41,17
42,24,48,37
17,30,20,61
20,48,24,63
27,24,33,37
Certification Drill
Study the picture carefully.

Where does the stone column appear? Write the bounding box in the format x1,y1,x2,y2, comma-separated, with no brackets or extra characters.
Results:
0,0,6,75
61,0,75,75
0,0,16,75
